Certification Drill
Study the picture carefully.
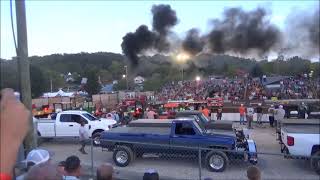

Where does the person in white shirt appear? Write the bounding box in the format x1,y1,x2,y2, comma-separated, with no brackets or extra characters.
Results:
147,108,157,119
79,121,89,154
275,105,285,129
246,105,255,129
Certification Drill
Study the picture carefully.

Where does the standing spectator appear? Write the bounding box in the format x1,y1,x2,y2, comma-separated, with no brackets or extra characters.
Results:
97,163,114,180
275,105,286,129
24,162,63,180
239,104,246,125
79,121,89,154
217,106,223,120
298,102,308,119
246,105,255,129
247,165,261,180
63,155,82,180
256,104,263,125
268,105,275,127
147,108,157,119
202,106,210,118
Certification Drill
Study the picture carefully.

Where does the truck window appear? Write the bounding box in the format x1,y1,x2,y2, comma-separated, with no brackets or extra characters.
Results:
175,122,196,135
60,114,72,122
71,115,87,124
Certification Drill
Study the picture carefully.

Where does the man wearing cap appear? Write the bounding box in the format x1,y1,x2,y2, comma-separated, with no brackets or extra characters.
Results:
16,149,52,180
24,162,62,180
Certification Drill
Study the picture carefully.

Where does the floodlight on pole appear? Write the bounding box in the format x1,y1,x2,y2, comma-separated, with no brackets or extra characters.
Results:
196,76,201,81
122,74,126,78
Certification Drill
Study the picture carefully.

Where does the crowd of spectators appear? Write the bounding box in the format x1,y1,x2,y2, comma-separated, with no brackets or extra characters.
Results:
0,88,264,180
154,75,319,102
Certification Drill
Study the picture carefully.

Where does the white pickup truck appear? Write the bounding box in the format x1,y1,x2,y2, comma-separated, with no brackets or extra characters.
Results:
36,111,117,146
280,119,320,174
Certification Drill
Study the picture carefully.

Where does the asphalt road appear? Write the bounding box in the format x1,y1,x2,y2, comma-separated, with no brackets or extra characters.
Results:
40,123,319,180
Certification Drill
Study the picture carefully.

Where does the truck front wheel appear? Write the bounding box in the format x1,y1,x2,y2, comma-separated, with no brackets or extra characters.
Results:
113,145,134,167
311,151,320,175
205,151,229,172
92,132,102,146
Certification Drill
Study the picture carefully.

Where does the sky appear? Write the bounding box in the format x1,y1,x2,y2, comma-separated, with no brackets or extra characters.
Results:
0,0,318,60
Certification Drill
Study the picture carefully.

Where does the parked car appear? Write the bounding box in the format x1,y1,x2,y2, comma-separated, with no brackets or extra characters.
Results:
100,118,257,172
280,118,320,174
36,110,117,145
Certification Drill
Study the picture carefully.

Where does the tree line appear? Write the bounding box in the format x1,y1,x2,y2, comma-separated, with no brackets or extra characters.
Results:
1,52,318,98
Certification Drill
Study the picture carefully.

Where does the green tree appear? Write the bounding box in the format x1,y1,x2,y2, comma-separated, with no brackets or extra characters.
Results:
250,64,264,77
30,65,49,98
113,79,127,91
83,70,100,95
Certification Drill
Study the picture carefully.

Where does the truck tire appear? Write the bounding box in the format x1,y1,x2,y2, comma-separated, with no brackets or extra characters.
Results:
92,132,102,146
311,151,320,175
113,145,134,167
205,151,229,172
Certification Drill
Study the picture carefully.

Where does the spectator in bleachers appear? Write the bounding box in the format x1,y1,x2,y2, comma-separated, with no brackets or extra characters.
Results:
63,155,82,180
96,163,114,180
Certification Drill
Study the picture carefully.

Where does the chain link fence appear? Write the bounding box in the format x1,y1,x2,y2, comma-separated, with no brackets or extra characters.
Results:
29,129,320,180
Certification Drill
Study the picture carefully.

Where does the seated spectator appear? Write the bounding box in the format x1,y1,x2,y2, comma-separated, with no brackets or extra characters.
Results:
16,149,52,180
63,155,82,180
247,165,261,180
143,169,159,180
24,162,62,180
96,163,114,180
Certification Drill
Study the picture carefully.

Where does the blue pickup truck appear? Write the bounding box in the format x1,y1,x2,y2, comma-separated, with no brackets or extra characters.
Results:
100,119,257,172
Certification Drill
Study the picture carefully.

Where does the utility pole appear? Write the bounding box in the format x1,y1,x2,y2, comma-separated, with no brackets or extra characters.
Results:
15,0,37,152
124,65,128,90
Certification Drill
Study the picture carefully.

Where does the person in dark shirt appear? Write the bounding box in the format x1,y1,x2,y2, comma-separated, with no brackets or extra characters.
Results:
256,104,263,125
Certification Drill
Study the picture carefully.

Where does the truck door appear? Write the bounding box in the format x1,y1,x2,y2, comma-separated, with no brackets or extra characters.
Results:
56,114,82,137
170,122,201,154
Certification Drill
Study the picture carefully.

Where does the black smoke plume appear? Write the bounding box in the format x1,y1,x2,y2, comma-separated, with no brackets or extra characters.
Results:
152,4,178,36
122,4,178,65
207,7,281,55
121,25,156,65
182,28,205,55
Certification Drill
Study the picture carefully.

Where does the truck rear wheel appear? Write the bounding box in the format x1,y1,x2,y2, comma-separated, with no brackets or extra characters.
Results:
113,145,134,167
205,151,229,172
311,151,320,175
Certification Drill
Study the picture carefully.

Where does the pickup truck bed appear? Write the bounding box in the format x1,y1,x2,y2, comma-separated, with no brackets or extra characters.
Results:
109,126,170,135
282,125,320,134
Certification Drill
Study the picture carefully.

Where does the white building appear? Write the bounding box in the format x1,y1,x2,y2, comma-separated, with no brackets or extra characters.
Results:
134,76,145,84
